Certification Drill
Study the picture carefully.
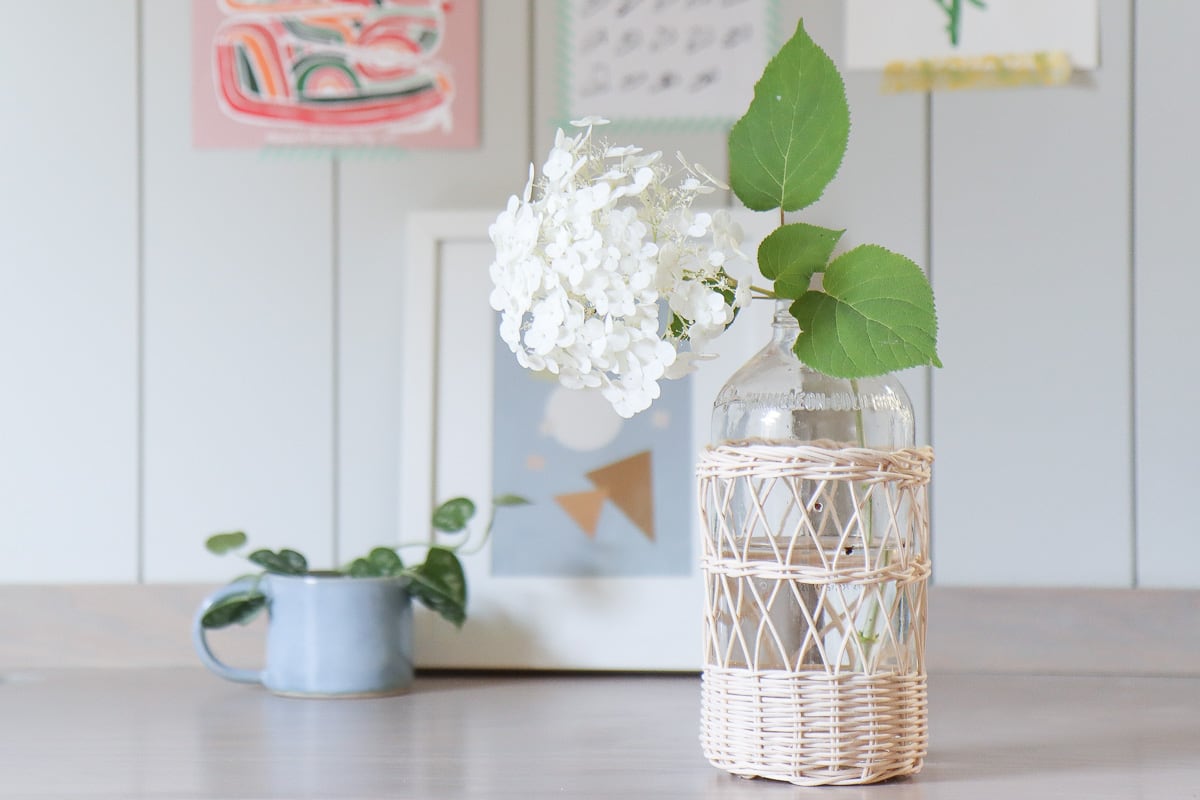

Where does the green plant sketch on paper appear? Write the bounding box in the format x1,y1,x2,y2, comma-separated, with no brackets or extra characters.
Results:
933,0,988,46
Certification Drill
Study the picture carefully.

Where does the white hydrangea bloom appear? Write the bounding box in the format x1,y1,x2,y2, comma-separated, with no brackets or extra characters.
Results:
488,120,749,418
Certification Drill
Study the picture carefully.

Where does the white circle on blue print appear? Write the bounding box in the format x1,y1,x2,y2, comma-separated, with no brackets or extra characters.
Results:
539,386,624,452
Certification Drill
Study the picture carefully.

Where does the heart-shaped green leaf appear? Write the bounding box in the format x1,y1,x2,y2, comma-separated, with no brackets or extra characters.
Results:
201,591,267,629
205,531,247,556
409,546,467,627
432,497,476,533
758,223,844,298
367,547,404,576
248,548,308,576
790,244,941,377
345,557,379,578
728,19,850,212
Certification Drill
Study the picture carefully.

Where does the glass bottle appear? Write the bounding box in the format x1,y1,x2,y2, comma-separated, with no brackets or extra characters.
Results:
707,301,918,673
713,302,914,449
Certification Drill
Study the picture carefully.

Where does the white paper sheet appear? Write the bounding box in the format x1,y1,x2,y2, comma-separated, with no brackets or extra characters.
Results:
846,0,1099,70
562,0,771,125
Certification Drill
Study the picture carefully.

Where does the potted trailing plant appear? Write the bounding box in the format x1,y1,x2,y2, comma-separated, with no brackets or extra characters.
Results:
488,18,937,787
192,494,527,697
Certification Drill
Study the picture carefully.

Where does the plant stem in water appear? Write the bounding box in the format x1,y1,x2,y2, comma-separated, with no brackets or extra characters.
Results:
851,377,885,668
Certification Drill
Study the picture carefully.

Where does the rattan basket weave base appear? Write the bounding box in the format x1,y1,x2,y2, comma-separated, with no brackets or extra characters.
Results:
700,668,928,786
697,443,933,786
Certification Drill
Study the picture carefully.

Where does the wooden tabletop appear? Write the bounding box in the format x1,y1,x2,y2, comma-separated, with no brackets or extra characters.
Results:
1,669,1198,798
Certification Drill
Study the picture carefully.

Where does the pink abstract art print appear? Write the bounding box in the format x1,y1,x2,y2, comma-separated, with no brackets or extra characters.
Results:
192,0,480,148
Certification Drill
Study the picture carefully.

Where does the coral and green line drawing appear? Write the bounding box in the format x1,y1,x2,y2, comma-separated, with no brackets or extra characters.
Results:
213,0,455,132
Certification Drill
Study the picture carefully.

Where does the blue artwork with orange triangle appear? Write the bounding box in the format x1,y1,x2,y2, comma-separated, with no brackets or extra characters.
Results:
490,331,692,577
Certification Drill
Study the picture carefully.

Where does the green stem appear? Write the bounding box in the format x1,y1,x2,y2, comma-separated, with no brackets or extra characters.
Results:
389,539,456,552
850,379,865,449
750,285,778,298
851,377,884,665
456,507,499,556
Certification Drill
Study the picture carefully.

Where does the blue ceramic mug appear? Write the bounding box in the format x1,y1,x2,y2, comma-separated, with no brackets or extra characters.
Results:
192,573,414,697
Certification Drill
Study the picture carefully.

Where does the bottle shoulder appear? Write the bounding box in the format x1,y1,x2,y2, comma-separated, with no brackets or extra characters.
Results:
714,344,913,412
711,342,915,447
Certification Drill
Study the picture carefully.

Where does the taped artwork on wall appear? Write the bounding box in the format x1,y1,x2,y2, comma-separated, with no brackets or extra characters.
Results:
559,0,772,129
490,332,693,578
845,0,1099,92
192,0,479,148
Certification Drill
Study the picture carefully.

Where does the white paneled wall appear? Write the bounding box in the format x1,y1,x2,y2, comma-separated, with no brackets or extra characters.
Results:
1133,2,1200,588
142,1,336,581
0,1,140,581
932,0,1134,586
0,1,1187,588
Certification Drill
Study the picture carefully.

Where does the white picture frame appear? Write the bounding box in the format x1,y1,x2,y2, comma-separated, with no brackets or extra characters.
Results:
401,210,777,670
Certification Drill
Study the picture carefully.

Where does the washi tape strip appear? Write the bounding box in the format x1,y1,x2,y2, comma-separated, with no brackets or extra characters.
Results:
881,50,1072,92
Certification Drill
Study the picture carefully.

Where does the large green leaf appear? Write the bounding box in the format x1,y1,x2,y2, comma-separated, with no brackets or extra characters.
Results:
757,223,844,298
205,531,247,556
790,245,941,377
431,497,476,533
728,19,850,212
201,591,267,629
409,547,467,627
367,547,404,576
248,548,308,576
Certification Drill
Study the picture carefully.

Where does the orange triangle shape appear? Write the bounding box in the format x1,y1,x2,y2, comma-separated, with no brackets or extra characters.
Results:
586,451,654,541
555,489,609,538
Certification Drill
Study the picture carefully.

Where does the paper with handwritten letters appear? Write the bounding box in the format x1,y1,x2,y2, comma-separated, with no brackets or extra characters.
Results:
564,0,771,125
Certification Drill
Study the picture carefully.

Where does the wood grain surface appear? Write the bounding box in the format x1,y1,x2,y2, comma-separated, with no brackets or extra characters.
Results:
0,670,1197,798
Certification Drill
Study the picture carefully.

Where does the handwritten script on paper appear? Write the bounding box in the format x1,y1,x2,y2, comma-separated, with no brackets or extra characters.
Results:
564,0,770,124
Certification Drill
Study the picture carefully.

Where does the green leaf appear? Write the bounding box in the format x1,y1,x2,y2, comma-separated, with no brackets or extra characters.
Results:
345,558,379,578
790,244,941,378
205,531,247,556
757,223,844,298
248,548,309,576
278,549,307,573
492,494,532,507
409,546,467,627
367,547,404,576
201,591,266,629
431,497,476,533
728,19,850,212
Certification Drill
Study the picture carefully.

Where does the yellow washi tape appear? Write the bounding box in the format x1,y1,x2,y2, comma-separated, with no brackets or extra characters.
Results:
881,50,1072,93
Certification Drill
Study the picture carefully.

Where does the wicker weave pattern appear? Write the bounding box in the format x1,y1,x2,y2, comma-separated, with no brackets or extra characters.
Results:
697,443,933,786
701,669,929,786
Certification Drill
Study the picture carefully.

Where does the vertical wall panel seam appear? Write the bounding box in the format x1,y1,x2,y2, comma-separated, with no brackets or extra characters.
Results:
526,0,536,167
924,91,935,453
332,157,341,567
1128,0,1139,588
924,91,936,584
135,0,146,584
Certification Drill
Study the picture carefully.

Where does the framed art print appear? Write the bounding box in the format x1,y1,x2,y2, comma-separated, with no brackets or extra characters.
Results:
401,210,777,669
192,0,481,148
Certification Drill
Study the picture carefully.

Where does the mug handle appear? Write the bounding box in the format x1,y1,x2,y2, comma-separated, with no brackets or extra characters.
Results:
192,579,265,685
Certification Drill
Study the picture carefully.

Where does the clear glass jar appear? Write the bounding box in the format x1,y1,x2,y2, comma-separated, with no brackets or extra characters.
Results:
707,301,919,672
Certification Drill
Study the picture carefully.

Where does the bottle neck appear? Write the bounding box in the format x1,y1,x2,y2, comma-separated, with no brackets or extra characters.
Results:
771,300,800,349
